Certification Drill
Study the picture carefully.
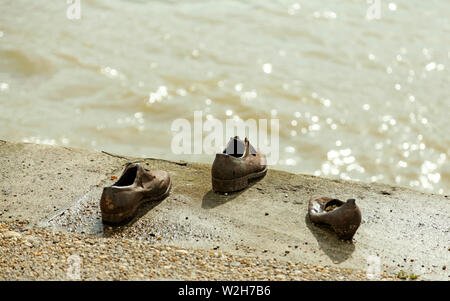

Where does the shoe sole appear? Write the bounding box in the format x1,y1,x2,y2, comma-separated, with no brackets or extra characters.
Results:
101,179,172,225
212,167,267,193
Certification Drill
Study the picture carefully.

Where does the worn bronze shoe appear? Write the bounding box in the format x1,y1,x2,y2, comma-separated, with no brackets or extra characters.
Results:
308,196,361,240
100,163,171,225
211,136,267,193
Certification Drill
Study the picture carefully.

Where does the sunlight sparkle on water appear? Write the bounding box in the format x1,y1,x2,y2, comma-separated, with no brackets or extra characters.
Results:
288,3,301,15
0,82,9,91
389,3,397,11
148,86,168,104
262,64,272,74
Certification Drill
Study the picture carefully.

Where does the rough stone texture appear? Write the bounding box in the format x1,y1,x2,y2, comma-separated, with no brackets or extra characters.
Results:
0,140,126,224
0,141,448,280
0,223,396,281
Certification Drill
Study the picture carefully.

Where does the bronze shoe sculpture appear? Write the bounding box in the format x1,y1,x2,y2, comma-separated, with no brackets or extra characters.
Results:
100,163,171,225
308,196,361,240
211,136,267,193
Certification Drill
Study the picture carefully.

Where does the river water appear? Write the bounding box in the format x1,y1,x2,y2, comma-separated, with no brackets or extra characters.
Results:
0,0,449,194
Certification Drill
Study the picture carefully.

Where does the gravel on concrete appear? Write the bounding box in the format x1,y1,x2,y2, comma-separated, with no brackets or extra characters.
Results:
0,222,396,281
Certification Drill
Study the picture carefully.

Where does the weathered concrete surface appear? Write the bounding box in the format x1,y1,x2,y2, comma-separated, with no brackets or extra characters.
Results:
0,141,449,280
0,140,126,224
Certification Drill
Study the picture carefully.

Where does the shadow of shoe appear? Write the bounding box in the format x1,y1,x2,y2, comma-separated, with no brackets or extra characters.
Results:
201,190,240,209
102,198,165,237
304,214,355,263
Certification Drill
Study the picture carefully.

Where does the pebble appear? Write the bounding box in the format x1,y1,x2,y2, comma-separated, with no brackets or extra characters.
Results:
0,223,397,281
3,230,21,239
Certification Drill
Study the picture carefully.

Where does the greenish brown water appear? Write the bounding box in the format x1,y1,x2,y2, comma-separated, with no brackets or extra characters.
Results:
0,0,449,194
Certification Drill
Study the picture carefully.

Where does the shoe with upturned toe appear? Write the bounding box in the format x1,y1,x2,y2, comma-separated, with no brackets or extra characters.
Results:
308,196,362,240
100,163,171,225
211,136,267,193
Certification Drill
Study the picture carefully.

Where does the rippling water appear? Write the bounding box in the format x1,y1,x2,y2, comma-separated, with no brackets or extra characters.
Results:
0,0,449,194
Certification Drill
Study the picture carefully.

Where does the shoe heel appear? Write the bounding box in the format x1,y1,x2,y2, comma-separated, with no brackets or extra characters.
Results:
100,188,137,225
212,176,248,193
332,224,360,240
101,208,136,225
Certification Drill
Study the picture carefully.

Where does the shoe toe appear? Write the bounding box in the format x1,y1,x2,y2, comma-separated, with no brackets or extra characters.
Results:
152,170,171,190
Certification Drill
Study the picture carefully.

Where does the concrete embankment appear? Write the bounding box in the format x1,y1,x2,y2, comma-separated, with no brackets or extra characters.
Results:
0,141,448,280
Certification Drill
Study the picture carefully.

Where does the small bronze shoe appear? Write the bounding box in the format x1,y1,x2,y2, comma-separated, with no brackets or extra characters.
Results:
100,163,171,225
308,196,362,240
211,136,267,193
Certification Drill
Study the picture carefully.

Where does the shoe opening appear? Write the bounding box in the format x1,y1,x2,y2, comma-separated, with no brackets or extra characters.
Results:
324,199,344,212
114,166,138,187
223,137,245,158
